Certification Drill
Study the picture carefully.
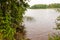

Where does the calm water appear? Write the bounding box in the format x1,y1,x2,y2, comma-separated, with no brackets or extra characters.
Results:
24,9,60,40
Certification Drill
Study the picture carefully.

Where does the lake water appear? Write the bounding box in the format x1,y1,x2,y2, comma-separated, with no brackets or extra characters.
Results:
24,9,60,40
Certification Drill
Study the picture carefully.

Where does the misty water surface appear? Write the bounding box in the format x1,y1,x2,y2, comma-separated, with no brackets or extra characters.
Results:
24,9,60,40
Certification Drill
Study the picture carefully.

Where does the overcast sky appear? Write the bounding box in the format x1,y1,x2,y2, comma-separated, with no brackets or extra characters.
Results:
28,0,60,6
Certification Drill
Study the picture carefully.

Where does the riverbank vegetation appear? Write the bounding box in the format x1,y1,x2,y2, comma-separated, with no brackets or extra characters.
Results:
30,3,60,9
0,0,29,40
49,10,60,40
49,33,60,40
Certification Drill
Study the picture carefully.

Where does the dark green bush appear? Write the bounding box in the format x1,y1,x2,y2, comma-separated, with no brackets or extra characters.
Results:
0,0,29,40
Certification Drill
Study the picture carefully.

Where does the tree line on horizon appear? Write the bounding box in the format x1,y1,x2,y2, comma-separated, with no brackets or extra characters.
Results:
30,3,60,9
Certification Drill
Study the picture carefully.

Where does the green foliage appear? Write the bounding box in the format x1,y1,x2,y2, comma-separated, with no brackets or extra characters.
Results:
30,3,60,9
0,0,29,40
49,34,60,40
48,3,60,8
30,4,48,9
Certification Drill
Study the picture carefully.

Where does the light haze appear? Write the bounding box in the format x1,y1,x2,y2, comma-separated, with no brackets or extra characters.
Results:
28,0,60,6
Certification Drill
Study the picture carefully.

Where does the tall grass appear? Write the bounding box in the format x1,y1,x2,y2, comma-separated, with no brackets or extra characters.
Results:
49,33,60,40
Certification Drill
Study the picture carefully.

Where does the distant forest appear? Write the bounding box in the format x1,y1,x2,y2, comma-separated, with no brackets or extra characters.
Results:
30,3,60,9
